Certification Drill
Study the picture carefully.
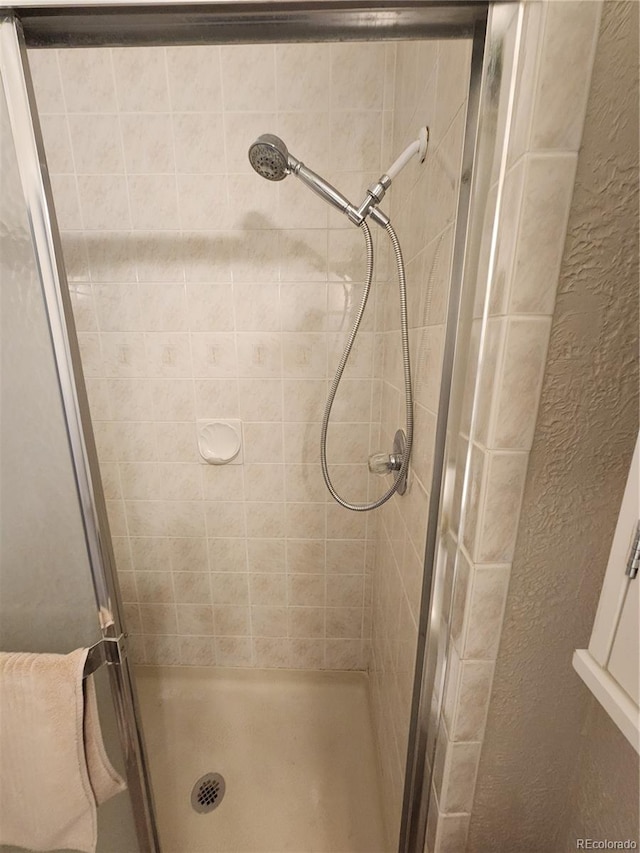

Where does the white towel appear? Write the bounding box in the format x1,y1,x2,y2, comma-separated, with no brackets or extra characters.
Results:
0,647,127,853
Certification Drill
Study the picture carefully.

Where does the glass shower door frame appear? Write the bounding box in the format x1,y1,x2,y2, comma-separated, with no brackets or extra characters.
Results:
0,3,515,851
0,16,161,853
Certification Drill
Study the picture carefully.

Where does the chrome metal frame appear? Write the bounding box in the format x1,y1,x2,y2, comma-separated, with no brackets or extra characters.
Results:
398,18,486,852
0,3,517,851
400,6,522,851
17,2,488,47
0,16,161,852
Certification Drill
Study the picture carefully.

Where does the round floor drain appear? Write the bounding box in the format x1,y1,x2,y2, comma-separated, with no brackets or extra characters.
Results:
191,772,226,814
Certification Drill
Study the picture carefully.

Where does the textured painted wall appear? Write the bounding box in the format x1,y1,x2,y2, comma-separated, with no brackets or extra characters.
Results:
560,699,639,851
467,2,639,850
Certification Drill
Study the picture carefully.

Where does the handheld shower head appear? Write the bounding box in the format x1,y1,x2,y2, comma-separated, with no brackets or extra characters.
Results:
249,127,427,226
248,133,290,181
248,132,358,221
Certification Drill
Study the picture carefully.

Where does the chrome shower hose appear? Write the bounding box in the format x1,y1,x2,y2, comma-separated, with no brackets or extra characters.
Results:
320,219,414,512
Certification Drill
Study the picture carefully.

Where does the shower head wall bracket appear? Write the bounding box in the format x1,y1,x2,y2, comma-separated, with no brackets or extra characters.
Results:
387,126,429,179
344,126,429,225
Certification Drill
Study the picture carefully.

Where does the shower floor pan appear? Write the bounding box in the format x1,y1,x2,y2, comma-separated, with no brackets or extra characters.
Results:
135,667,388,853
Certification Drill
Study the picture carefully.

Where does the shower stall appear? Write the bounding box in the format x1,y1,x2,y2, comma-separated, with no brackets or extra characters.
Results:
0,2,524,851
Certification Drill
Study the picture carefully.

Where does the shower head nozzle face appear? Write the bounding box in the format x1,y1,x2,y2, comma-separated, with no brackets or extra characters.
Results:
248,134,289,181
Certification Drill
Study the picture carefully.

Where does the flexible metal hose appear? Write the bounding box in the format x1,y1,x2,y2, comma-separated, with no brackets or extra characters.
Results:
320,219,414,511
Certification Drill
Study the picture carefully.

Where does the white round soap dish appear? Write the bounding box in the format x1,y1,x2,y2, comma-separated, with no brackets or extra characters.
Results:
197,419,242,465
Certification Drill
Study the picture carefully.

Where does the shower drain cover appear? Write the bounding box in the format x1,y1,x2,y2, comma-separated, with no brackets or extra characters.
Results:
191,772,226,813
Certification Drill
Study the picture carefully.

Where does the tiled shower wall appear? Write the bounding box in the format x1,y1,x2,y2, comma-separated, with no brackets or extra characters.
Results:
29,42,398,670
369,39,472,843
426,4,604,851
